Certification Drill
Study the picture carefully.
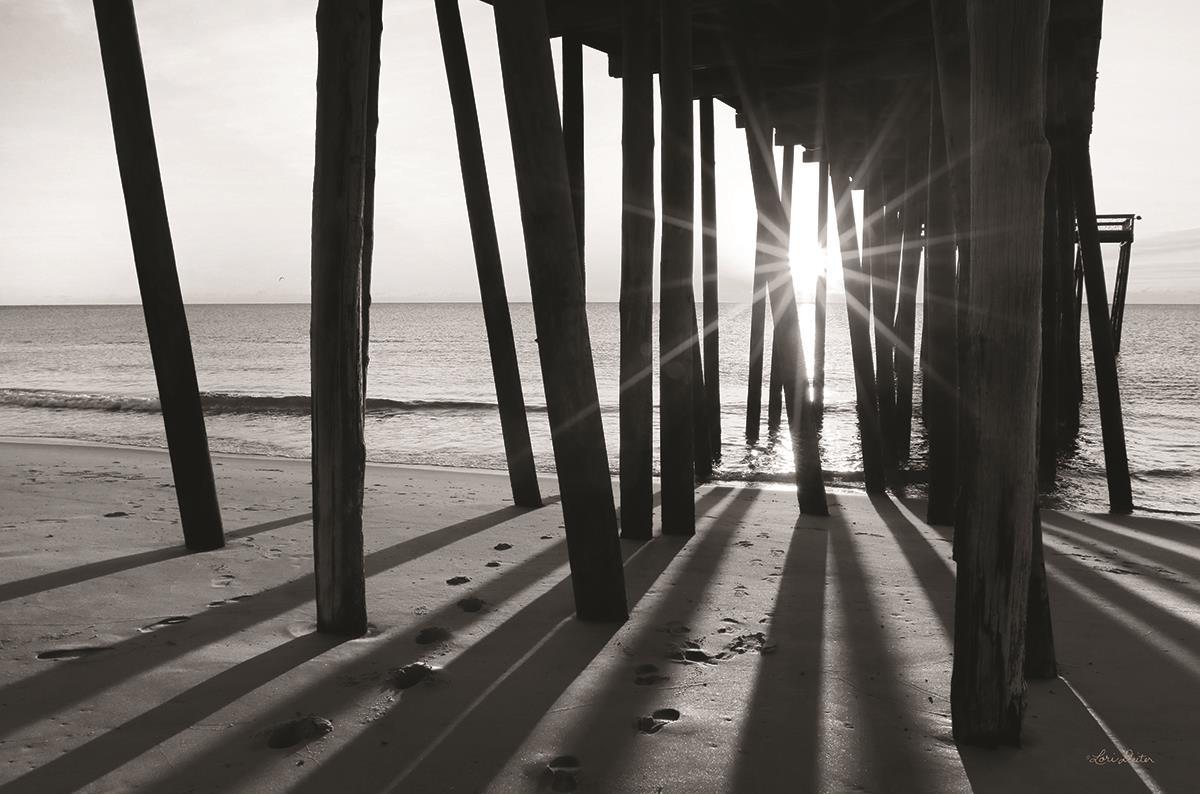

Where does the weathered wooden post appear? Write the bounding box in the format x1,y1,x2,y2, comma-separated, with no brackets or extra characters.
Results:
494,0,627,619
691,302,713,482
92,0,225,553
435,0,542,508
829,159,887,493
814,158,830,415
563,34,586,283
894,118,926,460
1038,160,1060,491
1025,508,1057,679
1070,144,1134,514
309,0,375,635
618,0,656,540
924,86,958,526
951,0,1050,744
361,0,381,390
659,0,696,535
700,96,722,459
767,144,796,432
873,164,902,461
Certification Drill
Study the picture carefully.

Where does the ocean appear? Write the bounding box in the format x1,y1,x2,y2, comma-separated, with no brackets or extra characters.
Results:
1,302,1197,516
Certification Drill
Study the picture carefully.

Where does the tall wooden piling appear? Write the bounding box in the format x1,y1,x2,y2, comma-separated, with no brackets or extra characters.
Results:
1051,137,1081,441
700,96,722,459
767,144,796,432
563,34,586,282
894,122,925,460
494,0,627,619
1070,140,1134,514
360,0,381,390
309,0,374,635
435,0,542,508
691,301,713,482
618,0,656,540
814,158,830,415
924,90,958,526
659,0,697,535
951,0,1050,744
92,0,225,553
830,161,887,493
1038,161,1060,492
873,166,901,461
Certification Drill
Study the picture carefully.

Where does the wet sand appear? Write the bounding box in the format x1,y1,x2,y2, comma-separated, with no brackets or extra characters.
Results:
0,440,1194,792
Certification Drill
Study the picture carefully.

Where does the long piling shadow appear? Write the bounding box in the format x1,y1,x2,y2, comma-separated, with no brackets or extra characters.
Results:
0,501,549,739
0,513,313,604
731,515,829,792
1044,512,1200,583
873,495,956,634
821,507,949,792
301,487,740,793
137,488,729,794
0,631,345,794
909,508,1196,791
524,486,761,789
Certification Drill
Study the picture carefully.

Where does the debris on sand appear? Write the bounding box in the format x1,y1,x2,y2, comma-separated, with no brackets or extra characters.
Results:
545,754,581,792
388,662,438,691
446,576,471,586
637,708,682,734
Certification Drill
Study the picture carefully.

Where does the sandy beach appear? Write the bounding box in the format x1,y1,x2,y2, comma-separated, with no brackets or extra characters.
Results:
0,440,1194,792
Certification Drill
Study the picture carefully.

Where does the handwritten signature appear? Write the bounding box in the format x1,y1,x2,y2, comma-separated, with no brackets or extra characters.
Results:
1087,748,1155,766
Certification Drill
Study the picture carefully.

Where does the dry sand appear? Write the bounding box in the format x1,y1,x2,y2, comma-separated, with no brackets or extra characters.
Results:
0,440,1195,792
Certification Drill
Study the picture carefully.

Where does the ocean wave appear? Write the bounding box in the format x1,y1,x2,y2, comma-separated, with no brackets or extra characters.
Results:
0,388,550,416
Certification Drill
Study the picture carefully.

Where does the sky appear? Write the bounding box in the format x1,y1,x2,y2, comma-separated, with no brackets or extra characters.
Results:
1,0,1198,305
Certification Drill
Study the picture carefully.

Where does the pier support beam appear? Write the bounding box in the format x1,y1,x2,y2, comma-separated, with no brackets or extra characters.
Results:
1070,138,1134,514
924,89,958,526
618,0,656,540
309,0,375,635
814,159,830,416
873,166,901,463
700,96,722,459
659,0,696,535
563,34,586,283
1038,160,1061,492
830,159,887,494
93,0,224,553
951,0,1050,745
435,0,541,508
767,144,796,433
494,0,627,619
894,119,925,461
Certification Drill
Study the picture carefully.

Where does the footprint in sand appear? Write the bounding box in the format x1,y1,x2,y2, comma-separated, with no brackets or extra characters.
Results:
493,542,513,551
484,561,501,568
388,662,438,691
637,708,681,734
138,615,191,633
211,573,236,588
35,646,111,661
634,663,670,685
545,755,581,792
446,576,471,586
102,511,128,518
265,715,333,749
415,626,452,645
457,597,485,613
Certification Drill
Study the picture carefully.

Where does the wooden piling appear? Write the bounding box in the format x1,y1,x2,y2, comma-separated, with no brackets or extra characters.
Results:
767,144,796,432
1024,507,1057,680
700,96,722,459
494,0,627,619
814,158,830,415
659,0,696,535
563,34,586,283
618,0,656,540
829,160,887,494
360,0,381,390
1070,138,1134,514
873,166,901,462
92,0,224,553
924,88,958,526
435,0,542,508
894,122,925,460
309,0,374,636
951,0,1050,745
1037,160,1060,492
1051,137,1081,441
691,300,713,482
